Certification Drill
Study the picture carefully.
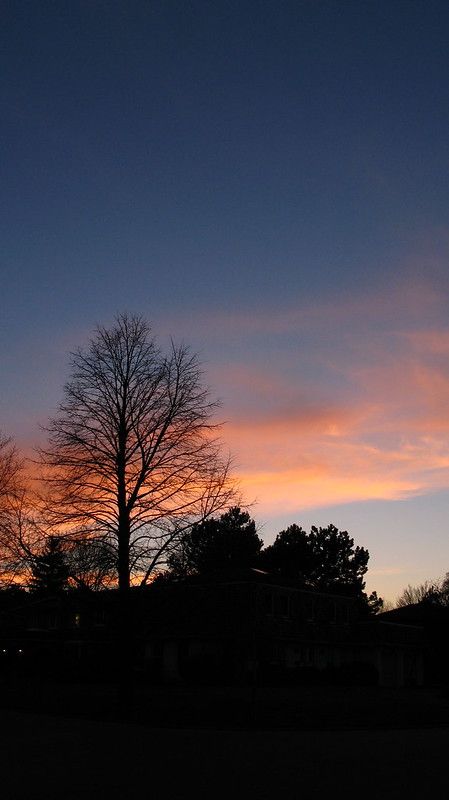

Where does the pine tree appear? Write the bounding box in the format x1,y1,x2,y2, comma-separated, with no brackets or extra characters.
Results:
30,536,69,594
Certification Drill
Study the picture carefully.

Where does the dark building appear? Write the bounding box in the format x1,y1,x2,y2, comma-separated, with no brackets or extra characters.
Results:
379,602,449,686
144,569,423,686
0,570,424,687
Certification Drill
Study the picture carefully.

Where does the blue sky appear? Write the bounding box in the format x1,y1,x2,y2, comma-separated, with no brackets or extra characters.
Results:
3,1,449,599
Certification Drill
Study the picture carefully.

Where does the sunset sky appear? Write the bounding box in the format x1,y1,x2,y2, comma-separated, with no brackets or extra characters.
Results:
3,1,449,600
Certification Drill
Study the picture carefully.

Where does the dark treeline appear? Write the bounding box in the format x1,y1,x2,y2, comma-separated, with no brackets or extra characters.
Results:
0,500,382,616
158,507,383,615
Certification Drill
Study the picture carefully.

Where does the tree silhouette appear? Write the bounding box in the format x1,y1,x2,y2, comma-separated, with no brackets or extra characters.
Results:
307,524,369,595
0,433,26,587
0,432,21,515
166,518,382,611
260,524,377,608
65,538,116,591
0,482,117,591
396,579,445,607
258,524,313,584
39,314,235,593
29,536,69,594
166,506,262,578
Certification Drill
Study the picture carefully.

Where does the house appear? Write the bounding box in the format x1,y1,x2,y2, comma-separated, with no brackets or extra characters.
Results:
378,602,449,685
0,590,122,679
0,570,424,687
142,568,424,687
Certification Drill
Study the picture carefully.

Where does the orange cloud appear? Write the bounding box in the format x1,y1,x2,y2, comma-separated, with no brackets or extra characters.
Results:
226,416,449,514
214,309,449,514
238,468,423,514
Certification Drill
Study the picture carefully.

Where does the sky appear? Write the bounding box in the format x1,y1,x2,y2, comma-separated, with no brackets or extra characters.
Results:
2,0,449,601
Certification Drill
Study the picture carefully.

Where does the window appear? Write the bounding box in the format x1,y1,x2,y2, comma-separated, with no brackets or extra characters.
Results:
94,609,106,627
263,591,274,615
305,598,315,622
274,593,290,617
264,591,290,617
336,602,349,624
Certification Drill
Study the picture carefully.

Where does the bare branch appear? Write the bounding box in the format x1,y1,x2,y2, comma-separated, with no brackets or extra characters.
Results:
38,314,237,591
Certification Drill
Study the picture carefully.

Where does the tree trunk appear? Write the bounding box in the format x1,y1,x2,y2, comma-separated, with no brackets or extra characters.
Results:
118,513,130,593
117,430,130,593
117,505,133,718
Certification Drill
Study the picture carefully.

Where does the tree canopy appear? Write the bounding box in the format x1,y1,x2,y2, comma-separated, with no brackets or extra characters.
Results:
163,515,381,612
29,536,70,595
396,574,449,608
0,432,21,511
0,432,27,587
166,506,262,578
260,524,369,594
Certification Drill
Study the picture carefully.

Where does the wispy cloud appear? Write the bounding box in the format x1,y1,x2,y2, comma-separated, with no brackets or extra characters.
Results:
154,276,444,345
369,567,406,577
208,282,449,515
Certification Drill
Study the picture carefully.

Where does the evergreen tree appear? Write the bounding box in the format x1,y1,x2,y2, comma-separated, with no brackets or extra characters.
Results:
260,523,382,612
30,536,69,594
167,507,262,578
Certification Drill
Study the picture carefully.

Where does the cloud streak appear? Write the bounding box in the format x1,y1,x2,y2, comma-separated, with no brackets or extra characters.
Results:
210,284,449,516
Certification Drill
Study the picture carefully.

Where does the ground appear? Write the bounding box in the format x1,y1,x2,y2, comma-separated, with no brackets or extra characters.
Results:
3,679,449,729
3,681,449,798
2,709,449,799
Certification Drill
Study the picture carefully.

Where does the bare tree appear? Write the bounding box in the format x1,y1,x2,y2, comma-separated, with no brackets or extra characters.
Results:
0,488,46,588
439,572,449,606
0,433,26,586
38,314,236,592
395,572,449,609
65,538,117,591
0,435,116,591
1,499,116,591
396,580,440,607
0,432,21,510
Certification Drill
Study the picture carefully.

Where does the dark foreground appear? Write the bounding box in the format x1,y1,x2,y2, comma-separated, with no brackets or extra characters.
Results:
3,679,449,729
2,708,449,799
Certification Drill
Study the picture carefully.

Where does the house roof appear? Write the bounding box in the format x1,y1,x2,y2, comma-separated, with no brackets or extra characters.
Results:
155,566,359,600
379,601,449,625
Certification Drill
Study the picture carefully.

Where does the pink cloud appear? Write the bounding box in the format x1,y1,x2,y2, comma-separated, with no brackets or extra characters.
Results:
213,303,449,513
